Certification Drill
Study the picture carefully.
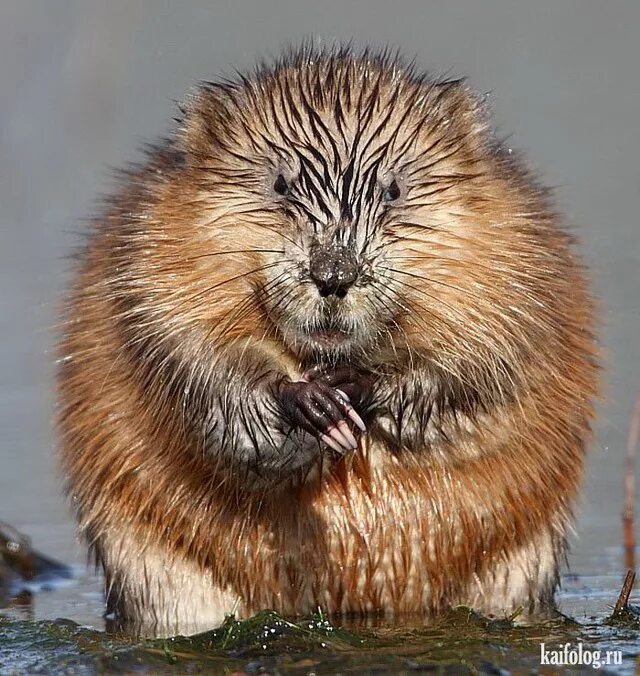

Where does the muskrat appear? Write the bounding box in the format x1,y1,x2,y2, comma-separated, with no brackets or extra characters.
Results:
57,46,599,636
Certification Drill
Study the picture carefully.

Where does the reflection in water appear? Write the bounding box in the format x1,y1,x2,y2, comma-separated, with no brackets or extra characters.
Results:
0,521,76,618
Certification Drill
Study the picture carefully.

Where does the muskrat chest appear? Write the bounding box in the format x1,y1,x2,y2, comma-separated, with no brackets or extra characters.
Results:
236,457,435,617
233,445,502,618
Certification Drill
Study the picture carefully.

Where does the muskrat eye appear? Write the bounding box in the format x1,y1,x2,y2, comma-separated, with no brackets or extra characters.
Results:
273,174,289,196
382,179,401,203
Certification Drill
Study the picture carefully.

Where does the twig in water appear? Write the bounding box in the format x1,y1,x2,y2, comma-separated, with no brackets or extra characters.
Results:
623,394,639,571
613,569,636,616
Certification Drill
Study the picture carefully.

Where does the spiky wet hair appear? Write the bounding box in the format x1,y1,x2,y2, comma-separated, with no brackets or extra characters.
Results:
163,45,566,378
180,44,492,225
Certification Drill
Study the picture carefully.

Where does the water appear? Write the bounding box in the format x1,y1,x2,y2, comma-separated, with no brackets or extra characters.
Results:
1,1,639,672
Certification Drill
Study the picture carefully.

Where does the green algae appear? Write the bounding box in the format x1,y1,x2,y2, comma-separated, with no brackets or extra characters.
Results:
1,606,638,675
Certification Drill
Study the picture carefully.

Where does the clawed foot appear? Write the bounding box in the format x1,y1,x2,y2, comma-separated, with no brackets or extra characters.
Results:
273,369,369,454
301,364,375,413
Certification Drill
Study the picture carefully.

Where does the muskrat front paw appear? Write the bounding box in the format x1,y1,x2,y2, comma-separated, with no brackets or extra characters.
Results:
273,378,362,453
302,365,373,425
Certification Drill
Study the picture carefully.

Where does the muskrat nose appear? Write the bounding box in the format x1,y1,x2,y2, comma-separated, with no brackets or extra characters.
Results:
309,246,358,298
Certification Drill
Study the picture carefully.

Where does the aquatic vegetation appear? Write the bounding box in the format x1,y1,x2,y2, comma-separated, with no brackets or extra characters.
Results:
1,605,639,674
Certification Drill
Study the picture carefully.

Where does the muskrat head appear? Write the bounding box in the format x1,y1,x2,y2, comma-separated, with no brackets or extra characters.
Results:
179,47,553,378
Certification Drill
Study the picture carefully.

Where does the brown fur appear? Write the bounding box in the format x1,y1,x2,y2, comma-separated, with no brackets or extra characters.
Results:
57,47,598,636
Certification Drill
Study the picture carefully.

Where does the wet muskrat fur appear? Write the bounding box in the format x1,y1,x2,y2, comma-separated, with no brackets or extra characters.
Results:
57,46,599,636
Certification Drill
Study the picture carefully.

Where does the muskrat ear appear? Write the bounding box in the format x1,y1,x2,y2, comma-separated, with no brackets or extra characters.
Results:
178,85,232,160
430,79,490,138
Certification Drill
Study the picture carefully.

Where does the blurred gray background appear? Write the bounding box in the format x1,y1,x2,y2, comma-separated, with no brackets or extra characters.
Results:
1,0,638,617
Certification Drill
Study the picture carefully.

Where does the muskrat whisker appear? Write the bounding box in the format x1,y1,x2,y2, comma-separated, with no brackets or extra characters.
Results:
199,279,292,342
365,288,428,368
266,283,301,322
256,290,301,343
271,289,311,339
378,267,504,340
168,261,284,315
212,271,294,339
199,210,305,252
386,251,498,271
385,251,549,290
187,279,296,398
372,278,482,365
357,293,408,366
185,248,286,262
393,220,438,233
379,265,473,297
114,262,287,330
368,282,472,386
379,265,540,352
394,219,547,263
374,272,469,341
256,222,305,252
379,265,521,330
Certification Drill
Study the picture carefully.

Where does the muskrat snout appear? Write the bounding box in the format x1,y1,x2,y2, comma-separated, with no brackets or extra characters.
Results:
309,245,358,299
